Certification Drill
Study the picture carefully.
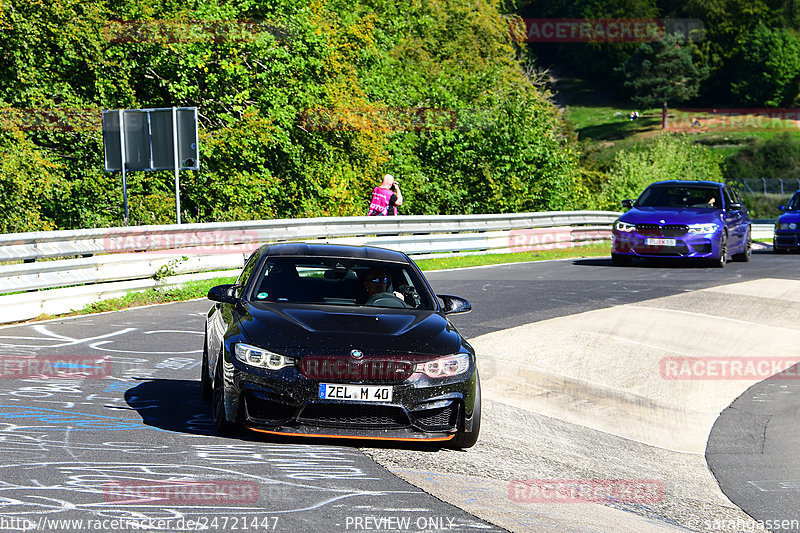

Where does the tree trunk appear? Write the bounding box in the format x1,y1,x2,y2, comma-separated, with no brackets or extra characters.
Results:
661,102,668,129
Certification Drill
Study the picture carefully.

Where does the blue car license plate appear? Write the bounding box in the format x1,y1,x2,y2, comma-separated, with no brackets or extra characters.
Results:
645,238,676,246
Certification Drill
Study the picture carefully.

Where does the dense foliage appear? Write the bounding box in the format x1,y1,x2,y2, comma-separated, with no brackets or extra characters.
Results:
723,133,800,180
598,135,723,209
0,0,583,231
521,0,800,107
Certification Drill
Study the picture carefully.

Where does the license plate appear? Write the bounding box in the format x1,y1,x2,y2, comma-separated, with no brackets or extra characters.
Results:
645,238,676,246
318,383,393,402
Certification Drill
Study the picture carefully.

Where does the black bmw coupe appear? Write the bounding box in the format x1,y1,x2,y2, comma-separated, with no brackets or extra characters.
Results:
201,242,480,448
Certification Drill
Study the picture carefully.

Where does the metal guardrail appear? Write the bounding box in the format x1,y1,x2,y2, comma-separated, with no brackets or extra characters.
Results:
0,212,618,324
0,212,619,262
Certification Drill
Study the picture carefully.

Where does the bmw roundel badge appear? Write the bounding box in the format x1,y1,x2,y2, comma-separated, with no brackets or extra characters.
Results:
350,349,364,359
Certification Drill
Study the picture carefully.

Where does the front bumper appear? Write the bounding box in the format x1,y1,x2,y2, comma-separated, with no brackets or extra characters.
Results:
774,232,800,250
225,358,478,441
612,230,719,258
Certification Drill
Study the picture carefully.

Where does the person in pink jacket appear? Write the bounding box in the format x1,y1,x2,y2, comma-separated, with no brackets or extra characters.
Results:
367,174,403,216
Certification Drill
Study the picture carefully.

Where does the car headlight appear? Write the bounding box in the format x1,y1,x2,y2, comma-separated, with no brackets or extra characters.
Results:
614,220,636,232
778,222,797,230
234,343,296,370
687,223,719,234
415,353,470,378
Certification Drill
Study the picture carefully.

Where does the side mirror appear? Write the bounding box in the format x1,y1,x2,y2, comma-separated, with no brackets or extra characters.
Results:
208,284,238,304
779,205,786,211
621,199,633,209
438,294,471,315
728,202,742,211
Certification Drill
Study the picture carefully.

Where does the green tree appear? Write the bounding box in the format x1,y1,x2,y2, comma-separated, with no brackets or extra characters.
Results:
617,32,709,128
730,24,800,107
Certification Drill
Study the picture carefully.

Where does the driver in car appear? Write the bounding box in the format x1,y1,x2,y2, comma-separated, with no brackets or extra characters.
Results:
362,268,406,305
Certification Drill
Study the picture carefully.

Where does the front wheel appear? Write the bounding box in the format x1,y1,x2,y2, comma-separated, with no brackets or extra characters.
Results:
200,331,212,401
713,231,728,268
732,229,751,262
450,374,481,449
212,355,237,435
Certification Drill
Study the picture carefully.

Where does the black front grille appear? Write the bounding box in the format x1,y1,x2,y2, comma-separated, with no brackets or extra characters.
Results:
298,404,410,429
412,404,460,431
662,224,688,238
634,243,690,256
635,224,661,237
635,224,687,237
776,235,799,247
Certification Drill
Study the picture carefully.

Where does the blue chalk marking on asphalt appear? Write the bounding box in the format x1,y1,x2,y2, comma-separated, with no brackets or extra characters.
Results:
51,362,105,369
0,405,148,431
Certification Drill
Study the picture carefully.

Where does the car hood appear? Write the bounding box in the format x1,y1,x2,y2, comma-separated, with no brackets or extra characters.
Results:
237,303,464,357
620,207,723,225
778,211,800,224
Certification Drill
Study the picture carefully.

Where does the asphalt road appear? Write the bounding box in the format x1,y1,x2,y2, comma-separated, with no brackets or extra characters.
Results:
430,249,800,339
0,303,503,533
0,249,797,532
707,368,800,532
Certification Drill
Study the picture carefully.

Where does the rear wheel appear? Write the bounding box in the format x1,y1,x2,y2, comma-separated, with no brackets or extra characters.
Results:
212,355,237,435
732,229,752,262
611,253,632,267
450,374,481,449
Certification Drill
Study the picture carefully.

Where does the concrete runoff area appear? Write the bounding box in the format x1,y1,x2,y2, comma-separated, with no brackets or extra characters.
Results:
364,278,800,532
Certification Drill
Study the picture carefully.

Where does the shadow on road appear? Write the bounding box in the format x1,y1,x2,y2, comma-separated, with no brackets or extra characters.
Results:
572,250,773,269
125,378,445,451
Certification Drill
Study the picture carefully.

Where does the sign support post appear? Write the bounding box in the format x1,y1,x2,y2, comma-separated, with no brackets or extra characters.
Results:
118,109,129,226
172,106,181,224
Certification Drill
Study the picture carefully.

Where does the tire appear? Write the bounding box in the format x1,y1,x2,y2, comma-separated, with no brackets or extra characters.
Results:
732,229,751,262
713,231,727,268
200,331,212,402
450,374,481,449
611,253,632,267
212,354,237,435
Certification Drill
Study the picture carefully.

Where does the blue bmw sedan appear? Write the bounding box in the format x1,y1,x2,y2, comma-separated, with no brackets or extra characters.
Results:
774,191,800,253
611,180,751,267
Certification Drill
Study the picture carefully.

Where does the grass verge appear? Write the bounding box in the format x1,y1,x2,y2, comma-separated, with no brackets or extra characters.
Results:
29,242,612,322
415,241,610,270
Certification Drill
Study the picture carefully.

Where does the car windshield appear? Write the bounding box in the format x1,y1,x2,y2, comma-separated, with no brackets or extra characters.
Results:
250,257,435,310
635,185,722,209
786,193,800,211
